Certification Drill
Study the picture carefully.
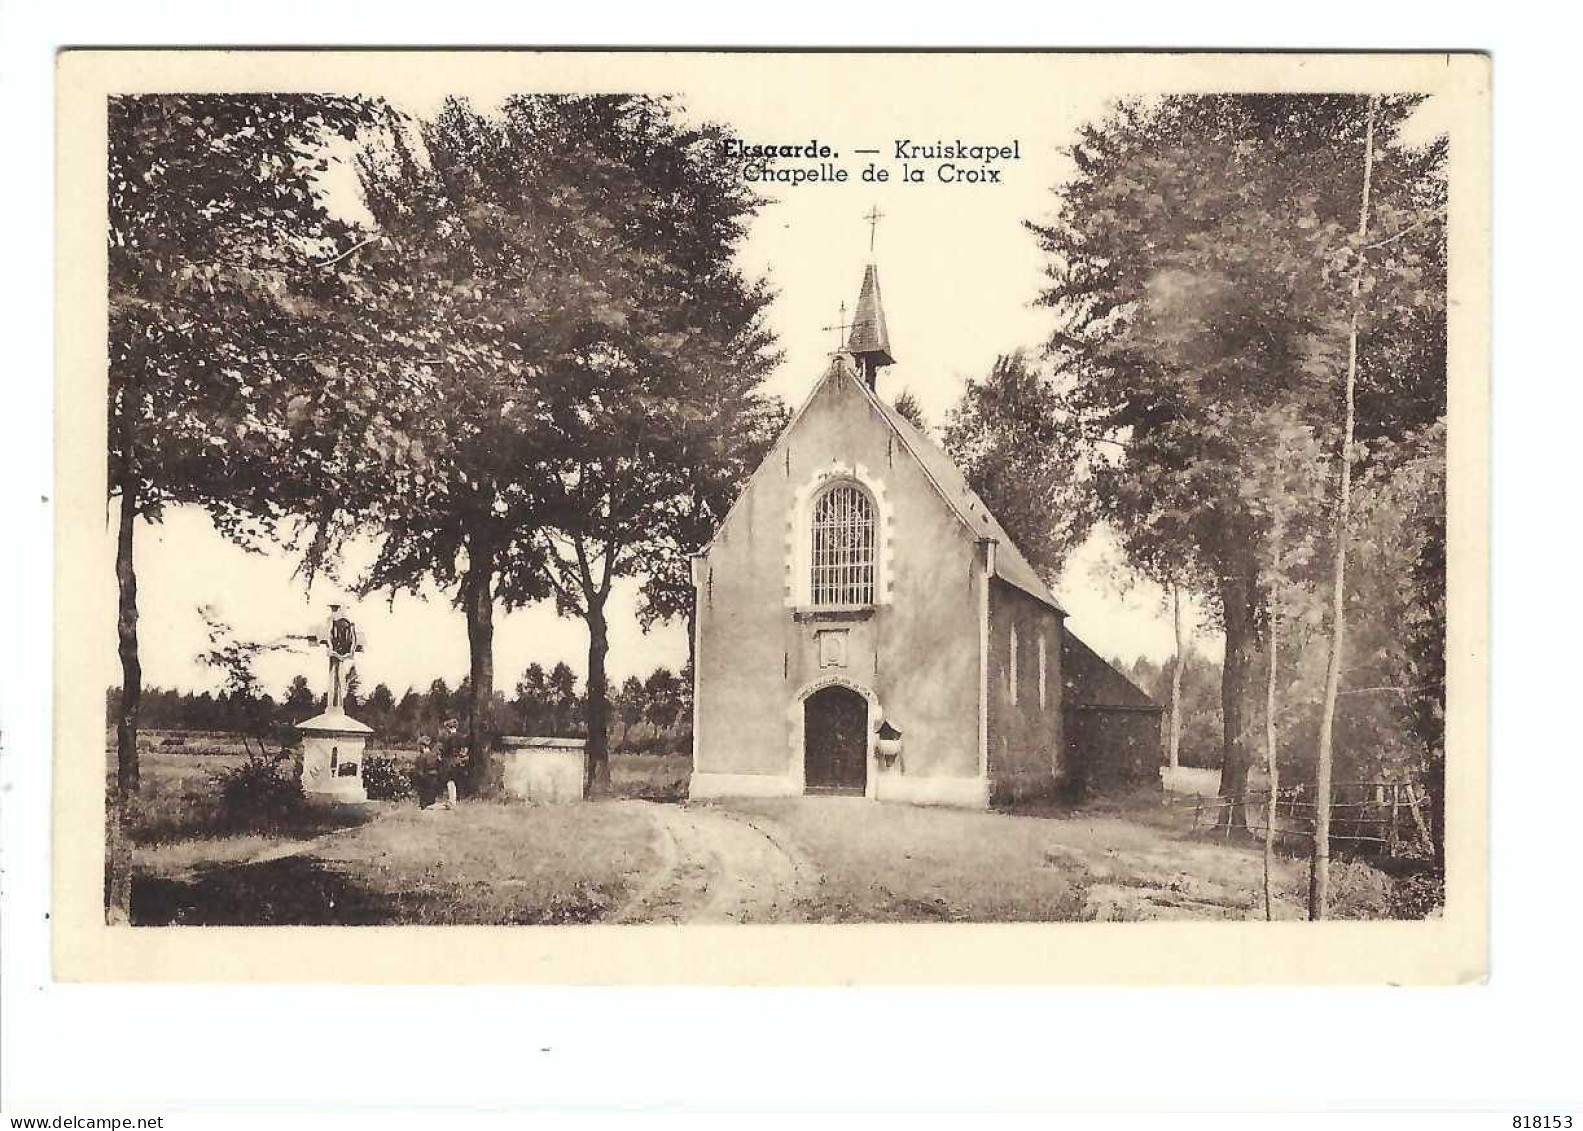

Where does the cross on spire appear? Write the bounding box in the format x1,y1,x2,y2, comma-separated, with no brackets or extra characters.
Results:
864,204,885,256
821,300,851,350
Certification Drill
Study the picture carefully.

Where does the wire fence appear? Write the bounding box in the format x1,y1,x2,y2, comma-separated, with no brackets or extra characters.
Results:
1190,780,1436,858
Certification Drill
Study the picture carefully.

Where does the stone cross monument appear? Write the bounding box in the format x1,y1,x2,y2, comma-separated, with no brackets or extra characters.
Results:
295,604,372,803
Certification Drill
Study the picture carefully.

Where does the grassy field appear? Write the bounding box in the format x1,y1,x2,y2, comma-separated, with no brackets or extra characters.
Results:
119,741,688,924
609,752,690,801
132,801,658,926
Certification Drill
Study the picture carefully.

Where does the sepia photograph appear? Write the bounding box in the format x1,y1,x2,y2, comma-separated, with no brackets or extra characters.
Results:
51,50,1488,983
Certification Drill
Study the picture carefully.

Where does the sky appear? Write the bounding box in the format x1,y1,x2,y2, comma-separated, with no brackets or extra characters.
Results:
114,59,1451,701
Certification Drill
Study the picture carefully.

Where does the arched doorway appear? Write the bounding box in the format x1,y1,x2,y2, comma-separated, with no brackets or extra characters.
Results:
804,684,868,794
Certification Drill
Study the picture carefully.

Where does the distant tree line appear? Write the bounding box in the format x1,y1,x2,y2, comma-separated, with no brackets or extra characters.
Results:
107,661,692,753
1119,636,1434,788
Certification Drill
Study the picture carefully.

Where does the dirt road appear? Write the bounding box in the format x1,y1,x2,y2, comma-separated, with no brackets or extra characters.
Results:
614,801,816,924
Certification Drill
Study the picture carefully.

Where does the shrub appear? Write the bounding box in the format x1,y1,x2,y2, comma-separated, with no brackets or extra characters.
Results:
1326,857,1394,920
1389,868,1445,919
211,750,304,830
363,753,416,801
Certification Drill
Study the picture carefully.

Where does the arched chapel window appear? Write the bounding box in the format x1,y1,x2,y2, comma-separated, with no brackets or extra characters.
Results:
1009,627,1019,705
810,483,876,607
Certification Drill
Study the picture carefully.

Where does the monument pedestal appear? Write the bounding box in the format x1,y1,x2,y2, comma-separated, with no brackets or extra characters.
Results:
298,708,374,804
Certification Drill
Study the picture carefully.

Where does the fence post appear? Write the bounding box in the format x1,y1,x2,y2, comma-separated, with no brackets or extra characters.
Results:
1405,783,1434,851
1387,783,1400,859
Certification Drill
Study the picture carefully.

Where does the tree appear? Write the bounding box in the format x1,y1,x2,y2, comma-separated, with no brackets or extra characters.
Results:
1353,422,1447,868
394,687,424,741
106,95,382,916
342,666,363,714
284,674,317,715
642,667,684,733
296,95,777,794
514,95,778,792
637,391,785,677
1311,97,1379,919
942,351,1078,579
891,388,929,433
513,663,552,736
195,606,296,747
293,96,603,791
1167,586,1189,772
106,95,387,915
425,678,453,733
1236,404,1330,917
364,681,396,733
616,675,646,748
1027,94,1446,825
547,662,579,738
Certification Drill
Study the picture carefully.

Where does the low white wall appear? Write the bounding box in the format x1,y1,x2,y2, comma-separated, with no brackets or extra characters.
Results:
1160,765,1271,798
500,737,586,803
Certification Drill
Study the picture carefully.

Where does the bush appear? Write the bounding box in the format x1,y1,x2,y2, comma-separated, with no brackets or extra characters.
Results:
211,750,304,830
1326,857,1394,920
363,753,416,801
1389,868,1445,919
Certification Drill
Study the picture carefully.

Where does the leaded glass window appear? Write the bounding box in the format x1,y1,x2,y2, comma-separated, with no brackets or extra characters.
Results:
810,484,876,607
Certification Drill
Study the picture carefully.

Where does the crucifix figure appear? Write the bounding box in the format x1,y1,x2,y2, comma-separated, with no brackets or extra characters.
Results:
300,603,363,711
821,301,851,351
863,204,885,256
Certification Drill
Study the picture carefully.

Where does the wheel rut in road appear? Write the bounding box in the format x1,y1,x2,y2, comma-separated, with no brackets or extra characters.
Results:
613,801,816,924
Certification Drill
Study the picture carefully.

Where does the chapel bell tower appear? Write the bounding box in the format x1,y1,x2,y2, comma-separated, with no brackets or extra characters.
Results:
845,205,895,390
845,263,895,390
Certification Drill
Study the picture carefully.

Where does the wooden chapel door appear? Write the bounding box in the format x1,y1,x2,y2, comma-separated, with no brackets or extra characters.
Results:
804,685,868,793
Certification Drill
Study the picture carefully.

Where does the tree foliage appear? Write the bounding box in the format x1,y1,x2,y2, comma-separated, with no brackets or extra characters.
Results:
1026,94,1447,812
501,95,779,790
109,94,390,531
890,388,929,433
942,351,1079,579
290,95,778,791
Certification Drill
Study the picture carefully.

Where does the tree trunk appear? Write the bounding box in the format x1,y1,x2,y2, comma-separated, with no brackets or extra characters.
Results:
1427,755,1446,874
115,489,141,796
1311,96,1378,921
109,483,141,923
463,530,497,795
1169,584,1185,772
1218,569,1257,830
584,602,612,794
1263,534,1282,921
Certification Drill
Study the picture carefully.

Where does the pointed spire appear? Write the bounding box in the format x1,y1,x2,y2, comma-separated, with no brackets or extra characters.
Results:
846,263,894,389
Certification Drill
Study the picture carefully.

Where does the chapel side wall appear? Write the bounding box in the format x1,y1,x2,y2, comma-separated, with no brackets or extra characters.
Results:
694,461,793,778
985,580,1065,803
695,368,981,786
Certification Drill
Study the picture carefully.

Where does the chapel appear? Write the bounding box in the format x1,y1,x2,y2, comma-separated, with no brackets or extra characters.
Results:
689,259,1161,807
